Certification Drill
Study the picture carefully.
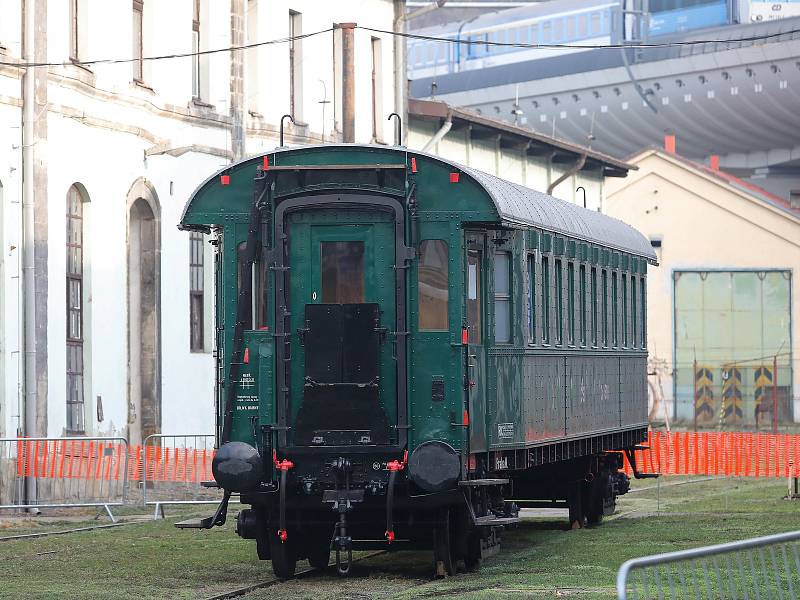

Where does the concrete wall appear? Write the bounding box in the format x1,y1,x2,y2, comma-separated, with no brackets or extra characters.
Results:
605,150,800,423
0,0,398,440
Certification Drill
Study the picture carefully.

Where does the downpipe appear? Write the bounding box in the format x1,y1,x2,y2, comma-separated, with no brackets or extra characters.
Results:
421,113,452,152
21,0,39,513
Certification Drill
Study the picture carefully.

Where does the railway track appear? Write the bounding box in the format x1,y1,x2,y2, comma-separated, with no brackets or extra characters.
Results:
0,521,138,542
203,550,390,600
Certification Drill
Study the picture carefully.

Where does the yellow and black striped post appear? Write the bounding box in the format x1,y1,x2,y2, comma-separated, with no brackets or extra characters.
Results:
721,366,743,424
754,365,773,427
694,363,714,424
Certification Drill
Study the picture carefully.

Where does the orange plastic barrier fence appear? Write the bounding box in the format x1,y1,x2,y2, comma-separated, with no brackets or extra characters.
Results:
13,440,216,483
623,431,800,478
13,439,127,482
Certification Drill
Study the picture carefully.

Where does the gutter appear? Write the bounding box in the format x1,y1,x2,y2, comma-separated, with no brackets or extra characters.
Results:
547,154,587,196
421,110,453,152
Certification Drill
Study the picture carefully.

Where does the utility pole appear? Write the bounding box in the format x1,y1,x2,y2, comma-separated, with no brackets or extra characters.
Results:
340,22,356,143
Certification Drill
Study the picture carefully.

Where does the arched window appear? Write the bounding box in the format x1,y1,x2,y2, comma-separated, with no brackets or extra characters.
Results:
66,185,86,434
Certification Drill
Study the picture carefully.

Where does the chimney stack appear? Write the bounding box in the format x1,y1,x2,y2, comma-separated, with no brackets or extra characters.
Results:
709,155,720,171
664,134,676,154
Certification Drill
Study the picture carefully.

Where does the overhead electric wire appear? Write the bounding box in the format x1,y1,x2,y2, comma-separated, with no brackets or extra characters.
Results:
1,22,797,69
0,27,333,68
363,24,800,50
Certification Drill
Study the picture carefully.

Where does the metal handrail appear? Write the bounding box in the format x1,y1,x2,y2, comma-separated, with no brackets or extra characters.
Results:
617,530,800,599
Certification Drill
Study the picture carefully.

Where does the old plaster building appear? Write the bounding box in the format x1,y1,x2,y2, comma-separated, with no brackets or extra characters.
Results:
605,145,800,427
0,0,403,443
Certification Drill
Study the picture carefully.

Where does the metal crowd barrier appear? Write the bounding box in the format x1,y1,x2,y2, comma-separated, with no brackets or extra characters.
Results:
617,530,800,599
0,436,129,521
139,434,234,519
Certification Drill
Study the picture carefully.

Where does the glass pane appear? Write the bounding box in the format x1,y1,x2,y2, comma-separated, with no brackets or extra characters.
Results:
468,250,482,345
418,240,449,331
495,300,510,343
541,256,550,344
555,259,562,344
579,265,586,345
568,262,575,344
528,256,535,342
494,252,510,295
321,241,365,304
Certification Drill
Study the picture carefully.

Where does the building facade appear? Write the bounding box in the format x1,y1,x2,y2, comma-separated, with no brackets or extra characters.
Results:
0,0,402,442
605,147,800,427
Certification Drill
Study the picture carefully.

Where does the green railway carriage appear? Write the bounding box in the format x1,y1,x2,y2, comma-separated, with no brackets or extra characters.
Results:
178,144,657,578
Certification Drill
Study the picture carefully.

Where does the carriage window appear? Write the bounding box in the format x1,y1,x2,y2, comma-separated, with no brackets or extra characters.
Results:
591,267,597,346
640,276,647,347
237,241,267,329
494,251,511,343
602,269,608,347
631,275,637,348
322,241,364,303
611,272,618,347
579,265,586,346
418,240,449,331
555,259,563,345
541,256,550,344
622,273,629,347
527,254,535,343
467,250,482,344
567,262,575,345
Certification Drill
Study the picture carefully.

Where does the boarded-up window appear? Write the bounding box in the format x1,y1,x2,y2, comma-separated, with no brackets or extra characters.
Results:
418,240,448,331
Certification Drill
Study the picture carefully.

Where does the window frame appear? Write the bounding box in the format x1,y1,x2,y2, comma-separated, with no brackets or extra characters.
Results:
493,250,512,344
622,272,628,348
66,185,86,435
541,255,550,345
611,270,618,347
554,258,563,345
417,239,449,332
191,0,201,99
189,231,205,352
601,268,608,347
132,0,144,83
591,265,597,347
527,252,536,344
579,263,586,346
567,260,575,346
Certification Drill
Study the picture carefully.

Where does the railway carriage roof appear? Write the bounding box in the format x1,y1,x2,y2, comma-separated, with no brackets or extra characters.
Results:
181,144,656,262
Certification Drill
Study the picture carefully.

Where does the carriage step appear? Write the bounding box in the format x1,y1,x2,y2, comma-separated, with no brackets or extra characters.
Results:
458,478,509,487
174,516,215,529
474,516,521,527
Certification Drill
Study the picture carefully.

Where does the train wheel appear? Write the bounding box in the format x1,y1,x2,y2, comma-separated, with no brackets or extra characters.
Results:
306,532,331,570
433,508,457,577
255,509,271,560
269,530,297,579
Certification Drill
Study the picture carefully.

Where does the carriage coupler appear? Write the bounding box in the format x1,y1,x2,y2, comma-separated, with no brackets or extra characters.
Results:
175,490,231,529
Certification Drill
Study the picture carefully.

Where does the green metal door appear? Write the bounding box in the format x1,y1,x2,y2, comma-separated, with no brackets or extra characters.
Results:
466,233,488,453
287,208,397,445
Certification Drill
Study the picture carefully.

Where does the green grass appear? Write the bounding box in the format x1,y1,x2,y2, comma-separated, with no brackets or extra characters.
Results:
1,478,797,599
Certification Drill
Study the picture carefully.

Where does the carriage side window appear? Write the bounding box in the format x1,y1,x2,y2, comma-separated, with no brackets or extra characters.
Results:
567,261,575,345
640,275,647,347
631,275,637,348
322,241,364,304
554,258,563,345
190,232,205,351
527,254,535,343
418,240,449,331
237,241,268,329
494,251,511,343
467,250,482,344
579,264,586,346
611,271,618,347
601,269,608,347
541,256,550,344
591,266,597,346
622,273,629,347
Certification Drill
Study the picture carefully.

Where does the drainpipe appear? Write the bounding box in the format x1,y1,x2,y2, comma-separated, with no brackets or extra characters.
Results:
21,0,38,509
340,22,356,143
421,111,452,152
547,154,587,196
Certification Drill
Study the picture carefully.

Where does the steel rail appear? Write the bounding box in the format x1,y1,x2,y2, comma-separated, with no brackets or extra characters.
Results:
0,521,137,542
203,550,389,600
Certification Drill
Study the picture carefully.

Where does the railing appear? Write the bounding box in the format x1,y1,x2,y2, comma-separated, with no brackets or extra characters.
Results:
138,434,233,519
617,530,800,599
0,437,129,521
